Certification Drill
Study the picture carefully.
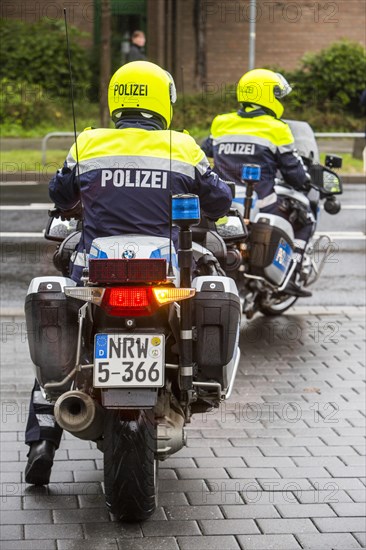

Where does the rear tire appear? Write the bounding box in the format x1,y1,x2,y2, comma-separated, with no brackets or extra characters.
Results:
259,295,298,316
103,409,157,522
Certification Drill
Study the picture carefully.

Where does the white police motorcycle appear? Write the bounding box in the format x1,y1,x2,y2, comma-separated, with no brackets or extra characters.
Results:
214,121,343,318
25,195,241,521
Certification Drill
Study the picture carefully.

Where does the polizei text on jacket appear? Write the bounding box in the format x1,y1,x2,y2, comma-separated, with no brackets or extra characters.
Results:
101,169,168,188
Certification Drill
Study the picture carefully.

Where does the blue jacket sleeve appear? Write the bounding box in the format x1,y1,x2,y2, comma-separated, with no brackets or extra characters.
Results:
277,150,309,190
200,137,214,158
49,162,80,210
194,164,233,220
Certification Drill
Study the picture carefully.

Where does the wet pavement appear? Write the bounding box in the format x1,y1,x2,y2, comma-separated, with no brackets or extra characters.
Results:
0,307,365,549
0,181,365,549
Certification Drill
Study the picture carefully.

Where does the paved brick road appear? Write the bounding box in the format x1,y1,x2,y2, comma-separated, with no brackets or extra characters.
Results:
1,306,365,550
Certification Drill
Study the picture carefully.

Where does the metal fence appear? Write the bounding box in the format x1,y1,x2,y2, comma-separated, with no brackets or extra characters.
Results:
41,132,77,165
41,131,365,165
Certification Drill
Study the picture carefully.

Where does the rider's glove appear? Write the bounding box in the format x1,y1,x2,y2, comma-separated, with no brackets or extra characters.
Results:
59,201,83,221
298,172,311,193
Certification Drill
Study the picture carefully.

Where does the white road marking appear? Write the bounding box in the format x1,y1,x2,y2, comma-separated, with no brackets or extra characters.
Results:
0,204,52,210
315,231,366,240
0,232,44,238
338,205,366,210
0,182,40,186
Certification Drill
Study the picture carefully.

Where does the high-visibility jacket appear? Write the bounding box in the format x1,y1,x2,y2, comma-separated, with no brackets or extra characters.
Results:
201,109,308,203
49,124,232,257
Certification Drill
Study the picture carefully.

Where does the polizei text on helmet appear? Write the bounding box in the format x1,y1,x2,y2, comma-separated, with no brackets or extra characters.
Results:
114,84,149,96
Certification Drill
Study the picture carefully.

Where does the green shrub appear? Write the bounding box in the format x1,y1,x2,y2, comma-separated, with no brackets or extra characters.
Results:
0,78,58,130
172,84,238,132
0,18,92,100
279,40,366,115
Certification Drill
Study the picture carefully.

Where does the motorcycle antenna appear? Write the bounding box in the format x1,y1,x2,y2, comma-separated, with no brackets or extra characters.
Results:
168,99,174,278
63,8,87,266
181,65,187,131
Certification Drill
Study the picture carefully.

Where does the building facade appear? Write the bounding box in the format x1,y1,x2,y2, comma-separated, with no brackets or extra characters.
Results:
2,0,365,91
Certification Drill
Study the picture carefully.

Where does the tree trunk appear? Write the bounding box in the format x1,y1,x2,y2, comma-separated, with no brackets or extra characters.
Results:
194,0,207,92
100,0,111,127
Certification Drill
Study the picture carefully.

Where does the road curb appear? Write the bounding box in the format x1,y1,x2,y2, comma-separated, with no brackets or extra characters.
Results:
1,308,25,317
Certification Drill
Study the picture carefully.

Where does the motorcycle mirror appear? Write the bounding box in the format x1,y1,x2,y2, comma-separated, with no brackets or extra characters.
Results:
322,168,343,195
325,154,342,169
216,213,248,241
45,216,79,242
324,196,341,215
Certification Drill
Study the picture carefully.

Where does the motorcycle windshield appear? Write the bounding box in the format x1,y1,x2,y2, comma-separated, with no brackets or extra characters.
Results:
284,120,320,164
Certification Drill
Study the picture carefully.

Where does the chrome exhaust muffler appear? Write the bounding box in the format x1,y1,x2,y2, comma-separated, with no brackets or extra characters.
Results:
54,390,104,440
154,391,186,460
157,408,186,460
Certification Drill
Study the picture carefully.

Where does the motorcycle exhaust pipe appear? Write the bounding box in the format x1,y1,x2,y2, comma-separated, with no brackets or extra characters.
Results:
54,390,104,440
156,408,186,461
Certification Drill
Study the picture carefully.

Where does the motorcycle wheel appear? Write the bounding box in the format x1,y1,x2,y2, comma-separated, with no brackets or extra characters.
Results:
259,295,298,316
103,409,157,522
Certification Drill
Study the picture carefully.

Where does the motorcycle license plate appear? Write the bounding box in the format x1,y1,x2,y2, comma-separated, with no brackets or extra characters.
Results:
93,333,165,388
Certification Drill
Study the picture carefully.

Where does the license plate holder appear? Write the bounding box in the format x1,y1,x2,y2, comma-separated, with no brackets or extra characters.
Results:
94,333,165,388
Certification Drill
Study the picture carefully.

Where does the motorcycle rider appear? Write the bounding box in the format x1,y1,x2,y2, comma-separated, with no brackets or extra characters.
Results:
201,68,313,297
25,61,233,485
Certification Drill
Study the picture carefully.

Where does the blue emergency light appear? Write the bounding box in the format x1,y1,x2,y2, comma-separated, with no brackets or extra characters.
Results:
241,164,261,182
171,194,200,227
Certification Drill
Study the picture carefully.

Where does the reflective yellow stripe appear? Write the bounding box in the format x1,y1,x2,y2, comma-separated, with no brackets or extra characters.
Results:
67,155,196,179
211,112,295,148
68,128,206,173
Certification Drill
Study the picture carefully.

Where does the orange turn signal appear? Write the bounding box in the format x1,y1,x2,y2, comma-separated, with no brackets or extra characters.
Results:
152,287,195,305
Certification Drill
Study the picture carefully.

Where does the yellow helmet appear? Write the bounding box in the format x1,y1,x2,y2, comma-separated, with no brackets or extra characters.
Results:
236,68,292,119
108,61,177,129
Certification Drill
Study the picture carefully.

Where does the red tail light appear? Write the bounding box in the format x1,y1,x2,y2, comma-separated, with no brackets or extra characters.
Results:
65,285,196,317
101,287,155,317
85,286,196,317
109,287,150,308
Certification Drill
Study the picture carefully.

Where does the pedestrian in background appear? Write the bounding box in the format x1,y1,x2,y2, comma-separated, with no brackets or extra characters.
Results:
126,30,146,62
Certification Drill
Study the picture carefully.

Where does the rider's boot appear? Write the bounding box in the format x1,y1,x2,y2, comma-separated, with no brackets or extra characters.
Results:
25,440,56,485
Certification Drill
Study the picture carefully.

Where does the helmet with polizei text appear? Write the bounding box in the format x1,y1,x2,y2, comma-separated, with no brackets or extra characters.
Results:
108,61,177,129
236,68,292,119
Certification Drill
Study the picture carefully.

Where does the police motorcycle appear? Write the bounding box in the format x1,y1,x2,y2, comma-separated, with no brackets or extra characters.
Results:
24,194,241,522
214,120,343,318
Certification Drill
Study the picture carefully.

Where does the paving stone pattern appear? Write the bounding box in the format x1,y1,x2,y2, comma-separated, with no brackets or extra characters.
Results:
0,308,365,549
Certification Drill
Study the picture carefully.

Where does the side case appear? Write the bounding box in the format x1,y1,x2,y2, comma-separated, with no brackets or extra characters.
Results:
192,276,241,384
249,214,294,285
24,276,80,390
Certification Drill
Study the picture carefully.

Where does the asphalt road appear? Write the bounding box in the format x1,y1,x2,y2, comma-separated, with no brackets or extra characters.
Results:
0,181,365,549
0,182,365,309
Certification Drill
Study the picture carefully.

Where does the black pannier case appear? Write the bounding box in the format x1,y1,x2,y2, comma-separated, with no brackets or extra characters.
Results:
25,280,80,389
249,216,294,285
193,280,240,377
